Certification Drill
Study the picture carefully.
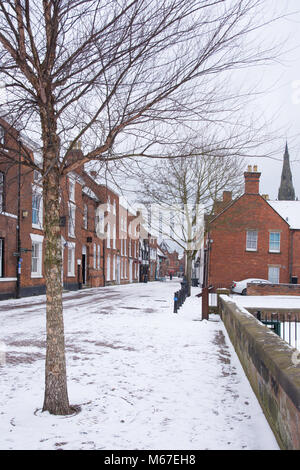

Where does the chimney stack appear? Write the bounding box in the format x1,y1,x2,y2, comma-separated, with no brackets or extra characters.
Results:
244,165,261,195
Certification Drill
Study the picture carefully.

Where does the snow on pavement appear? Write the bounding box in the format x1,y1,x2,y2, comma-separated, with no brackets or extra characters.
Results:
0,280,279,450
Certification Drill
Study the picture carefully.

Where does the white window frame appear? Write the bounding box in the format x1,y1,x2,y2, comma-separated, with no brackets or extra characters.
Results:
107,222,110,248
0,125,4,145
0,172,4,212
113,255,116,280
69,177,75,203
268,266,280,284
113,224,116,249
93,243,96,269
30,233,44,278
67,242,75,277
96,208,104,235
107,254,111,281
269,231,280,253
97,245,101,270
32,185,43,229
68,203,76,238
246,230,258,251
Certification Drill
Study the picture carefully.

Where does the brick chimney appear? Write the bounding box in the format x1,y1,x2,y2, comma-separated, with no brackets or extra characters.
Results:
244,165,261,194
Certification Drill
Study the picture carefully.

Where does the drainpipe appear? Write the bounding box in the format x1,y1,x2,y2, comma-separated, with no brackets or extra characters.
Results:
289,230,294,282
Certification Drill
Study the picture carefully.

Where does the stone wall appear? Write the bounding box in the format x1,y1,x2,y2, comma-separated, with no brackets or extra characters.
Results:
219,295,300,450
247,282,300,296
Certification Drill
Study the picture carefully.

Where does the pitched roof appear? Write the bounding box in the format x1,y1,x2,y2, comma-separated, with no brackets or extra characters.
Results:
268,200,300,229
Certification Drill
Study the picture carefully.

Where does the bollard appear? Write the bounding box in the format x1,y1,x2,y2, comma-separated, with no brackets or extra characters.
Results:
174,292,178,313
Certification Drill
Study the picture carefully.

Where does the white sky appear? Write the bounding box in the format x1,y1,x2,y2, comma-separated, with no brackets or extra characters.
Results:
244,0,300,200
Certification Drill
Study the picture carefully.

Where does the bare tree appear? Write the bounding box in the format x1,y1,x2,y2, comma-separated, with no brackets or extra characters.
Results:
0,0,283,415
129,146,245,293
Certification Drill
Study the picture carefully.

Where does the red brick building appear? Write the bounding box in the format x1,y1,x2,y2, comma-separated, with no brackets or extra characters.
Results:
0,121,155,299
208,166,300,289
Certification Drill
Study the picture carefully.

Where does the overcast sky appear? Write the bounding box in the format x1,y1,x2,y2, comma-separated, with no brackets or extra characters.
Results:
246,0,300,200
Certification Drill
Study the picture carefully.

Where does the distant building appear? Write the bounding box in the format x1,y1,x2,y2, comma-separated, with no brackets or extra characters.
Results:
278,142,296,201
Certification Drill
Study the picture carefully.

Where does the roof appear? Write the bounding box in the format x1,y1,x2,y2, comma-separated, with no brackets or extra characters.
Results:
268,200,300,229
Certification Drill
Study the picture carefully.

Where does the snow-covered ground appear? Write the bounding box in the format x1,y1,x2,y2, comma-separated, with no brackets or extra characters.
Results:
0,280,279,450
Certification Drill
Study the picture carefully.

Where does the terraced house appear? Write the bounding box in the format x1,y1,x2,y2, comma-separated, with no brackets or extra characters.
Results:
0,120,157,300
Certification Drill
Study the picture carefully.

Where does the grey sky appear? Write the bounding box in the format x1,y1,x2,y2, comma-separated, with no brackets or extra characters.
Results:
245,0,300,200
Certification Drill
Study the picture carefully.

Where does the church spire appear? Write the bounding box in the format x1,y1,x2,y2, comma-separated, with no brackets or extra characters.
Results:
278,142,295,201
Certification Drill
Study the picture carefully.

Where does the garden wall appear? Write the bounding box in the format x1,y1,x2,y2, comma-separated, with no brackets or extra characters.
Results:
219,295,300,450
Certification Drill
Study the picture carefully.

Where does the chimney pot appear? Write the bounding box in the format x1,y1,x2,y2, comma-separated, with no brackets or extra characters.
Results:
247,165,252,172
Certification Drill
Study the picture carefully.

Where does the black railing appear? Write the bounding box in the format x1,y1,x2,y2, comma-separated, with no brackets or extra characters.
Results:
253,310,300,351
174,283,189,313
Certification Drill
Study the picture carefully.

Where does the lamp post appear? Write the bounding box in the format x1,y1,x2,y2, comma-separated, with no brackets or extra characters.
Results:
201,237,211,320
15,138,21,298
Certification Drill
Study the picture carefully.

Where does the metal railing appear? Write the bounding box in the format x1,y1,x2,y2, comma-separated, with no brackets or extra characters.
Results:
252,310,300,351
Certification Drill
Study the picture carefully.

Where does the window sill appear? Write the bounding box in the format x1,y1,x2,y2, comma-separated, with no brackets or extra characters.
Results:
32,224,43,230
245,249,257,252
0,277,17,282
269,251,281,254
31,274,43,278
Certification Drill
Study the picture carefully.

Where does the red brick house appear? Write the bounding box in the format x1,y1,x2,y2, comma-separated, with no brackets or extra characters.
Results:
208,166,300,289
0,121,152,299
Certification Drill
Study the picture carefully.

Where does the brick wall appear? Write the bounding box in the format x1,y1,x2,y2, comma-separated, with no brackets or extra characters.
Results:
220,295,300,450
247,282,300,296
209,194,290,288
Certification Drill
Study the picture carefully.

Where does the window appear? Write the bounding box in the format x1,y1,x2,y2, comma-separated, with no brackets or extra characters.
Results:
107,255,111,281
268,266,280,284
269,232,280,253
113,200,116,215
83,204,88,229
113,255,116,280
32,188,43,228
113,224,116,249
97,245,101,270
67,243,75,276
68,203,76,237
124,239,126,256
0,239,3,277
0,172,4,212
93,243,96,269
96,209,104,235
121,258,123,279
107,223,110,248
0,125,4,145
30,234,44,278
246,230,258,251
69,178,75,202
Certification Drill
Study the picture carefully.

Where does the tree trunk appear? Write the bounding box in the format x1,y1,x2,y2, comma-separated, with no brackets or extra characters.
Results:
42,164,72,415
185,252,193,297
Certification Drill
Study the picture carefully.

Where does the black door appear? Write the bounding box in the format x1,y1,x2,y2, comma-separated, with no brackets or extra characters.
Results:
82,254,86,284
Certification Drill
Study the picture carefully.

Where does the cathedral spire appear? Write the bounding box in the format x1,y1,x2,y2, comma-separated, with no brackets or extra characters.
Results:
278,142,295,201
